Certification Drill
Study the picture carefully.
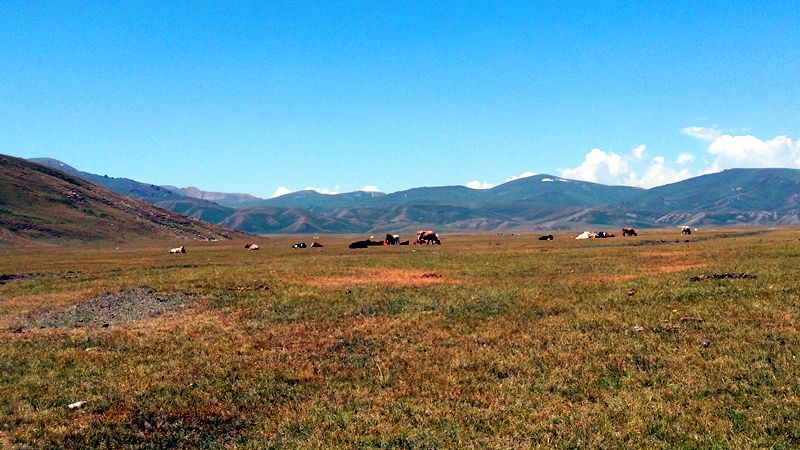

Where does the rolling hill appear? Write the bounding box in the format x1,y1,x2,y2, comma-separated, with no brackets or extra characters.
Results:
19,155,800,233
0,155,251,244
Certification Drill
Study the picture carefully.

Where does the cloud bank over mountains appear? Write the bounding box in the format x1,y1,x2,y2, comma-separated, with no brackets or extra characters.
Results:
556,127,800,189
266,126,799,197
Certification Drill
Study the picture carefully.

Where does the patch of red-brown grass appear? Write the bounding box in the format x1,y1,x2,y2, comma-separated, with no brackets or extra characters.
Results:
298,268,455,288
591,262,709,282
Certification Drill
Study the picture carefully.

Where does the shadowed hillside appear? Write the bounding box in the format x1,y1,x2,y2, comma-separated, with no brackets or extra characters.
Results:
0,155,251,244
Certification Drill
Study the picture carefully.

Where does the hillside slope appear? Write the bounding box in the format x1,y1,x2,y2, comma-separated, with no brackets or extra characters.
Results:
1,155,250,244
29,158,186,204
617,168,800,226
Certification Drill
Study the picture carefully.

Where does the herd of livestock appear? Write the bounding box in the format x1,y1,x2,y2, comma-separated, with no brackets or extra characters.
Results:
169,227,697,253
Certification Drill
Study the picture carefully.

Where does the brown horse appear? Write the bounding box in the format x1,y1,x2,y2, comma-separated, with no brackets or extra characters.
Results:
415,230,441,245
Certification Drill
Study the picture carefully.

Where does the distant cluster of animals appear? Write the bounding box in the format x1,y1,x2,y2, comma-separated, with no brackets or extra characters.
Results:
570,226,695,240
167,230,438,254
348,233,412,249
168,226,699,254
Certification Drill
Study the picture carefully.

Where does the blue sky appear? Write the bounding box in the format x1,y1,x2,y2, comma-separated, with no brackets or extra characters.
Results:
2,1,799,197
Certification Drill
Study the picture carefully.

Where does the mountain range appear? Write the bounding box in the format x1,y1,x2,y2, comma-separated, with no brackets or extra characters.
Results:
0,155,251,244
19,156,800,234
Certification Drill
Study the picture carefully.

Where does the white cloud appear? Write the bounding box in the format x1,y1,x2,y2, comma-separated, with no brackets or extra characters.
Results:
560,145,693,188
632,144,647,159
360,185,381,192
304,186,340,195
269,186,292,198
682,126,722,142
633,156,692,188
676,153,694,165
706,134,800,171
505,171,537,182
466,180,495,189
559,148,629,184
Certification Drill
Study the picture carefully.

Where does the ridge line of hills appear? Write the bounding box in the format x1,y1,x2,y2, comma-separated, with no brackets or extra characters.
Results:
16,155,800,235
0,155,253,244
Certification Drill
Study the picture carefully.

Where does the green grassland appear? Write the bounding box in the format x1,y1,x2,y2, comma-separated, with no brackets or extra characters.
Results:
2,229,799,448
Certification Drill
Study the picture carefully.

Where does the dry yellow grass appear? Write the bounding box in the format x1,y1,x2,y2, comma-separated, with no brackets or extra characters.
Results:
1,228,799,447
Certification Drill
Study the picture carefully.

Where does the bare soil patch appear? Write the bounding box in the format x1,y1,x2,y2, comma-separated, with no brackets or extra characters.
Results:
689,272,757,282
635,239,694,246
0,273,39,284
13,286,190,330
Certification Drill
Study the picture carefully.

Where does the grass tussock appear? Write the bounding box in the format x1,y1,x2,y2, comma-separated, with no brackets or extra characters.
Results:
2,229,800,447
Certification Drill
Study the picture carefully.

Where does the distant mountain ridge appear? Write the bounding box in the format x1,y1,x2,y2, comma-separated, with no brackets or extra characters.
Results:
23,156,800,233
161,185,264,209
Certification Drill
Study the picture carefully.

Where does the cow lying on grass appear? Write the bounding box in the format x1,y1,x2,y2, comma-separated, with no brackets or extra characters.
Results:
538,234,554,241
244,243,259,250
292,243,307,249
169,245,185,254
348,240,383,249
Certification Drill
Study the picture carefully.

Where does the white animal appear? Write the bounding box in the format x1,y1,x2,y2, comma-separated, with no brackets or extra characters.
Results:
169,245,185,254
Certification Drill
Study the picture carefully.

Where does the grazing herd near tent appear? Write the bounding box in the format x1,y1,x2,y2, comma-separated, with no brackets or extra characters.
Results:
168,226,698,253
574,226,694,240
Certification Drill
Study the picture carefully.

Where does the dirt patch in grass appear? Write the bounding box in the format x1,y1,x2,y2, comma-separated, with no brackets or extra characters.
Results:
0,272,40,284
635,239,695,246
13,286,190,330
302,268,455,288
689,272,757,282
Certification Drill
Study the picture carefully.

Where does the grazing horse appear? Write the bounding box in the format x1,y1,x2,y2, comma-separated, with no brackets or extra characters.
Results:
622,228,637,236
415,230,441,245
538,234,554,241
681,226,692,235
169,245,185,254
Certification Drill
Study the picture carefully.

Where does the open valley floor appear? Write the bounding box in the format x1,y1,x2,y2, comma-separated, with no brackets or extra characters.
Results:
2,229,799,447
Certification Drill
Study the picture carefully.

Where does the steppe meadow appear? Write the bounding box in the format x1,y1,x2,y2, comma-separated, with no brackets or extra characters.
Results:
2,229,799,447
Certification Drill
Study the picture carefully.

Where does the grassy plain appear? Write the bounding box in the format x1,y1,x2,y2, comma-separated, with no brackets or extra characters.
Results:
1,229,799,448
